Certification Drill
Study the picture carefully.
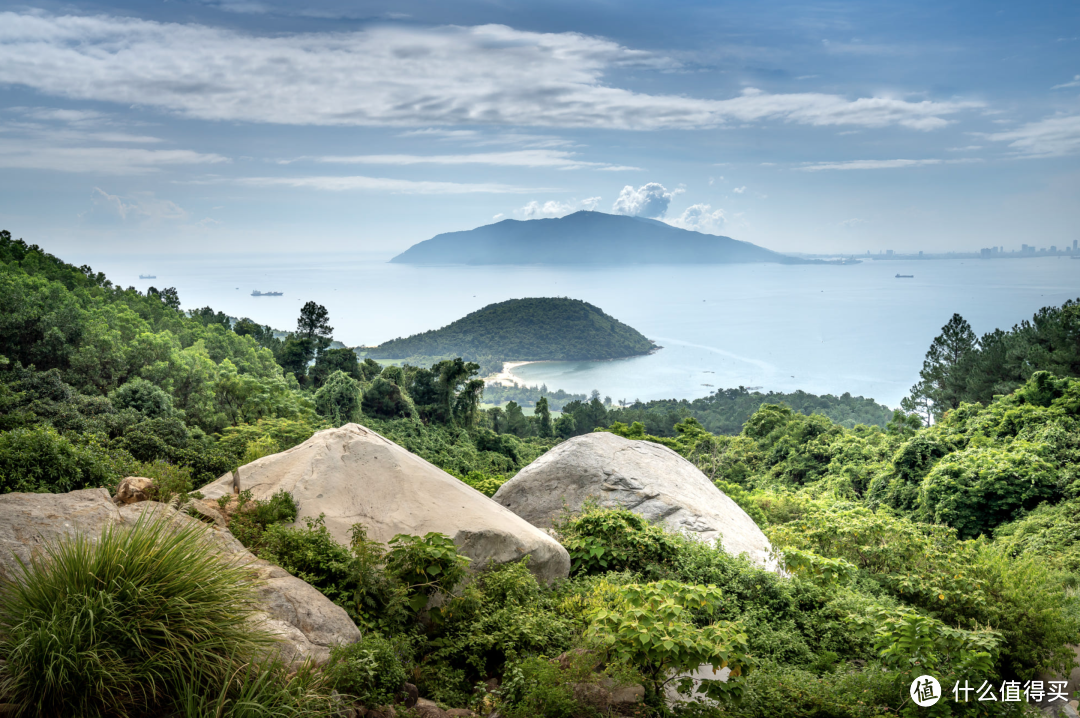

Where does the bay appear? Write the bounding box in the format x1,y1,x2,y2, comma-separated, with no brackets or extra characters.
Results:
71,251,1080,409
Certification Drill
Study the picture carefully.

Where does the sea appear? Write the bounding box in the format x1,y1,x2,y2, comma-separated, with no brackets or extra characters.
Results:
73,252,1080,409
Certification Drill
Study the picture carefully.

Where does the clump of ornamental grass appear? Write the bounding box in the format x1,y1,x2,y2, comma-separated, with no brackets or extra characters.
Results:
173,657,334,718
0,510,276,717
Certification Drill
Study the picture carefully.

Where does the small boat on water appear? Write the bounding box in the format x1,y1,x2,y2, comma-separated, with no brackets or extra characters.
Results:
139,274,156,279
895,273,914,278
251,290,283,297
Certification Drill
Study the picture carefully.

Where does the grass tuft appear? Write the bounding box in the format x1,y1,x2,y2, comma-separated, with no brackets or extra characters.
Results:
0,509,276,717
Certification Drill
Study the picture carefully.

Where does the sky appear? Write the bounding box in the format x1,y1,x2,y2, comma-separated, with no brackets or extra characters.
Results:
0,0,1078,257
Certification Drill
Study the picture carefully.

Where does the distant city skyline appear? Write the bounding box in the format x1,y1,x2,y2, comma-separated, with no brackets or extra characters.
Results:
0,0,1077,257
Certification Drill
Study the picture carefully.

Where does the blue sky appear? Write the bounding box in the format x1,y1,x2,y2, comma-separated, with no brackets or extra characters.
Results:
0,0,1077,256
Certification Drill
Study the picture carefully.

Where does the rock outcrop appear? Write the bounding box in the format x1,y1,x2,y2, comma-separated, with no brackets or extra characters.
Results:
0,488,360,664
197,424,570,584
492,432,774,569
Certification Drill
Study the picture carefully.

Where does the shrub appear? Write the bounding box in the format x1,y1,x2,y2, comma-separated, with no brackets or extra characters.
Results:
227,490,300,551
313,370,362,426
0,510,274,716
586,580,752,704
920,444,1058,538
0,425,132,493
458,470,507,497
258,514,355,607
556,506,681,578
324,633,408,707
108,377,176,419
385,531,470,614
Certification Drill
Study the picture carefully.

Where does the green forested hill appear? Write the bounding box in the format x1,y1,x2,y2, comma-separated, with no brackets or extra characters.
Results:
365,297,656,362
606,387,895,435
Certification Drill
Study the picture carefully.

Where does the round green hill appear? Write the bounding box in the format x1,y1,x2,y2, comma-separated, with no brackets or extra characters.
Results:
366,297,656,362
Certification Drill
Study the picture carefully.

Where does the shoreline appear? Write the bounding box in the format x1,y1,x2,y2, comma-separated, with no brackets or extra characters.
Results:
484,360,539,386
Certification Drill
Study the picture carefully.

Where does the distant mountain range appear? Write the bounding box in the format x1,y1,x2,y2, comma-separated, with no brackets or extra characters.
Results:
390,211,812,265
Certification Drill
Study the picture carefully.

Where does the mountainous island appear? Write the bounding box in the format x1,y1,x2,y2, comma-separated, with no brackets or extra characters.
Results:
390,210,814,265
363,297,656,363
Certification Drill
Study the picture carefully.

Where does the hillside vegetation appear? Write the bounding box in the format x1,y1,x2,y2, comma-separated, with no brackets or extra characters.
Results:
365,297,657,363
3,230,1079,717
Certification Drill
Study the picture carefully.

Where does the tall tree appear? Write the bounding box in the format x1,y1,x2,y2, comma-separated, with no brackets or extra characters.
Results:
536,396,554,438
909,313,978,419
297,301,333,342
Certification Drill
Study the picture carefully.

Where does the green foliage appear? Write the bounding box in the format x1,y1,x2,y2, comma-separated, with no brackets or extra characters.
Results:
313,370,363,426
0,425,133,493
257,514,355,606
385,531,470,614
556,506,681,578
586,580,752,702
994,496,1080,574
920,443,1057,538
457,469,508,497
0,510,274,717
366,297,656,363
173,658,332,718
324,634,407,707
607,386,896,437
421,561,576,704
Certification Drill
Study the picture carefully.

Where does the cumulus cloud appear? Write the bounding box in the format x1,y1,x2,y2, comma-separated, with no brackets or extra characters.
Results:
981,114,1080,157
732,186,746,193
0,12,979,131
297,150,639,171
514,196,602,219
665,204,726,234
612,183,682,218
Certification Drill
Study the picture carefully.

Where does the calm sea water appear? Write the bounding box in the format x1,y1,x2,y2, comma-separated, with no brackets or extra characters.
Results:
72,252,1080,409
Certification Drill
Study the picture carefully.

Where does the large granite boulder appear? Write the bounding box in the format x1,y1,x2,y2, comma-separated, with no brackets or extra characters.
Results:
197,424,570,584
492,432,774,569
0,488,360,664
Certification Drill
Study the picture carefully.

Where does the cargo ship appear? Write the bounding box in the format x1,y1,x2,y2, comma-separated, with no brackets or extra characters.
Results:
251,290,283,297
895,273,914,278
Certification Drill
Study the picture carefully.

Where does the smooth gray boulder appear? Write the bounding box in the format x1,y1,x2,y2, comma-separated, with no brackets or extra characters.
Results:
197,423,571,584
492,432,775,569
0,488,360,664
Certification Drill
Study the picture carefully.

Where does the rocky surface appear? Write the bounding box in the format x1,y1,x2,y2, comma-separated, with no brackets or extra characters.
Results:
0,488,359,664
493,432,775,569
197,423,570,584
112,476,154,505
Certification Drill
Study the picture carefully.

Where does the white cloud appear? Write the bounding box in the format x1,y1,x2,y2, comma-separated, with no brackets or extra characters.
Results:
795,158,980,171
981,114,1080,157
0,140,228,174
732,186,746,193
298,150,639,171
236,175,544,194
514,196,601,219
666,203,726,234
492,213,504,220
82,187,189,224
612,183,682,218
0,12,980,131
1051,75,1080,90
839,218,865,228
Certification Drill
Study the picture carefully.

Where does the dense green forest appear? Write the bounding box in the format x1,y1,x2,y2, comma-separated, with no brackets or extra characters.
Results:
3,231,1079,717
364,297,657,366
602,387,895,435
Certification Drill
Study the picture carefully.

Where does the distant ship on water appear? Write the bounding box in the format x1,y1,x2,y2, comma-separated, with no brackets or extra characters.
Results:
251,290,283,297
895,273,914,278
139,274,156,279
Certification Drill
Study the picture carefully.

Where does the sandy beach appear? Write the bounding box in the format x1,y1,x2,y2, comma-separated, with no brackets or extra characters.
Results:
484,360,537,386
